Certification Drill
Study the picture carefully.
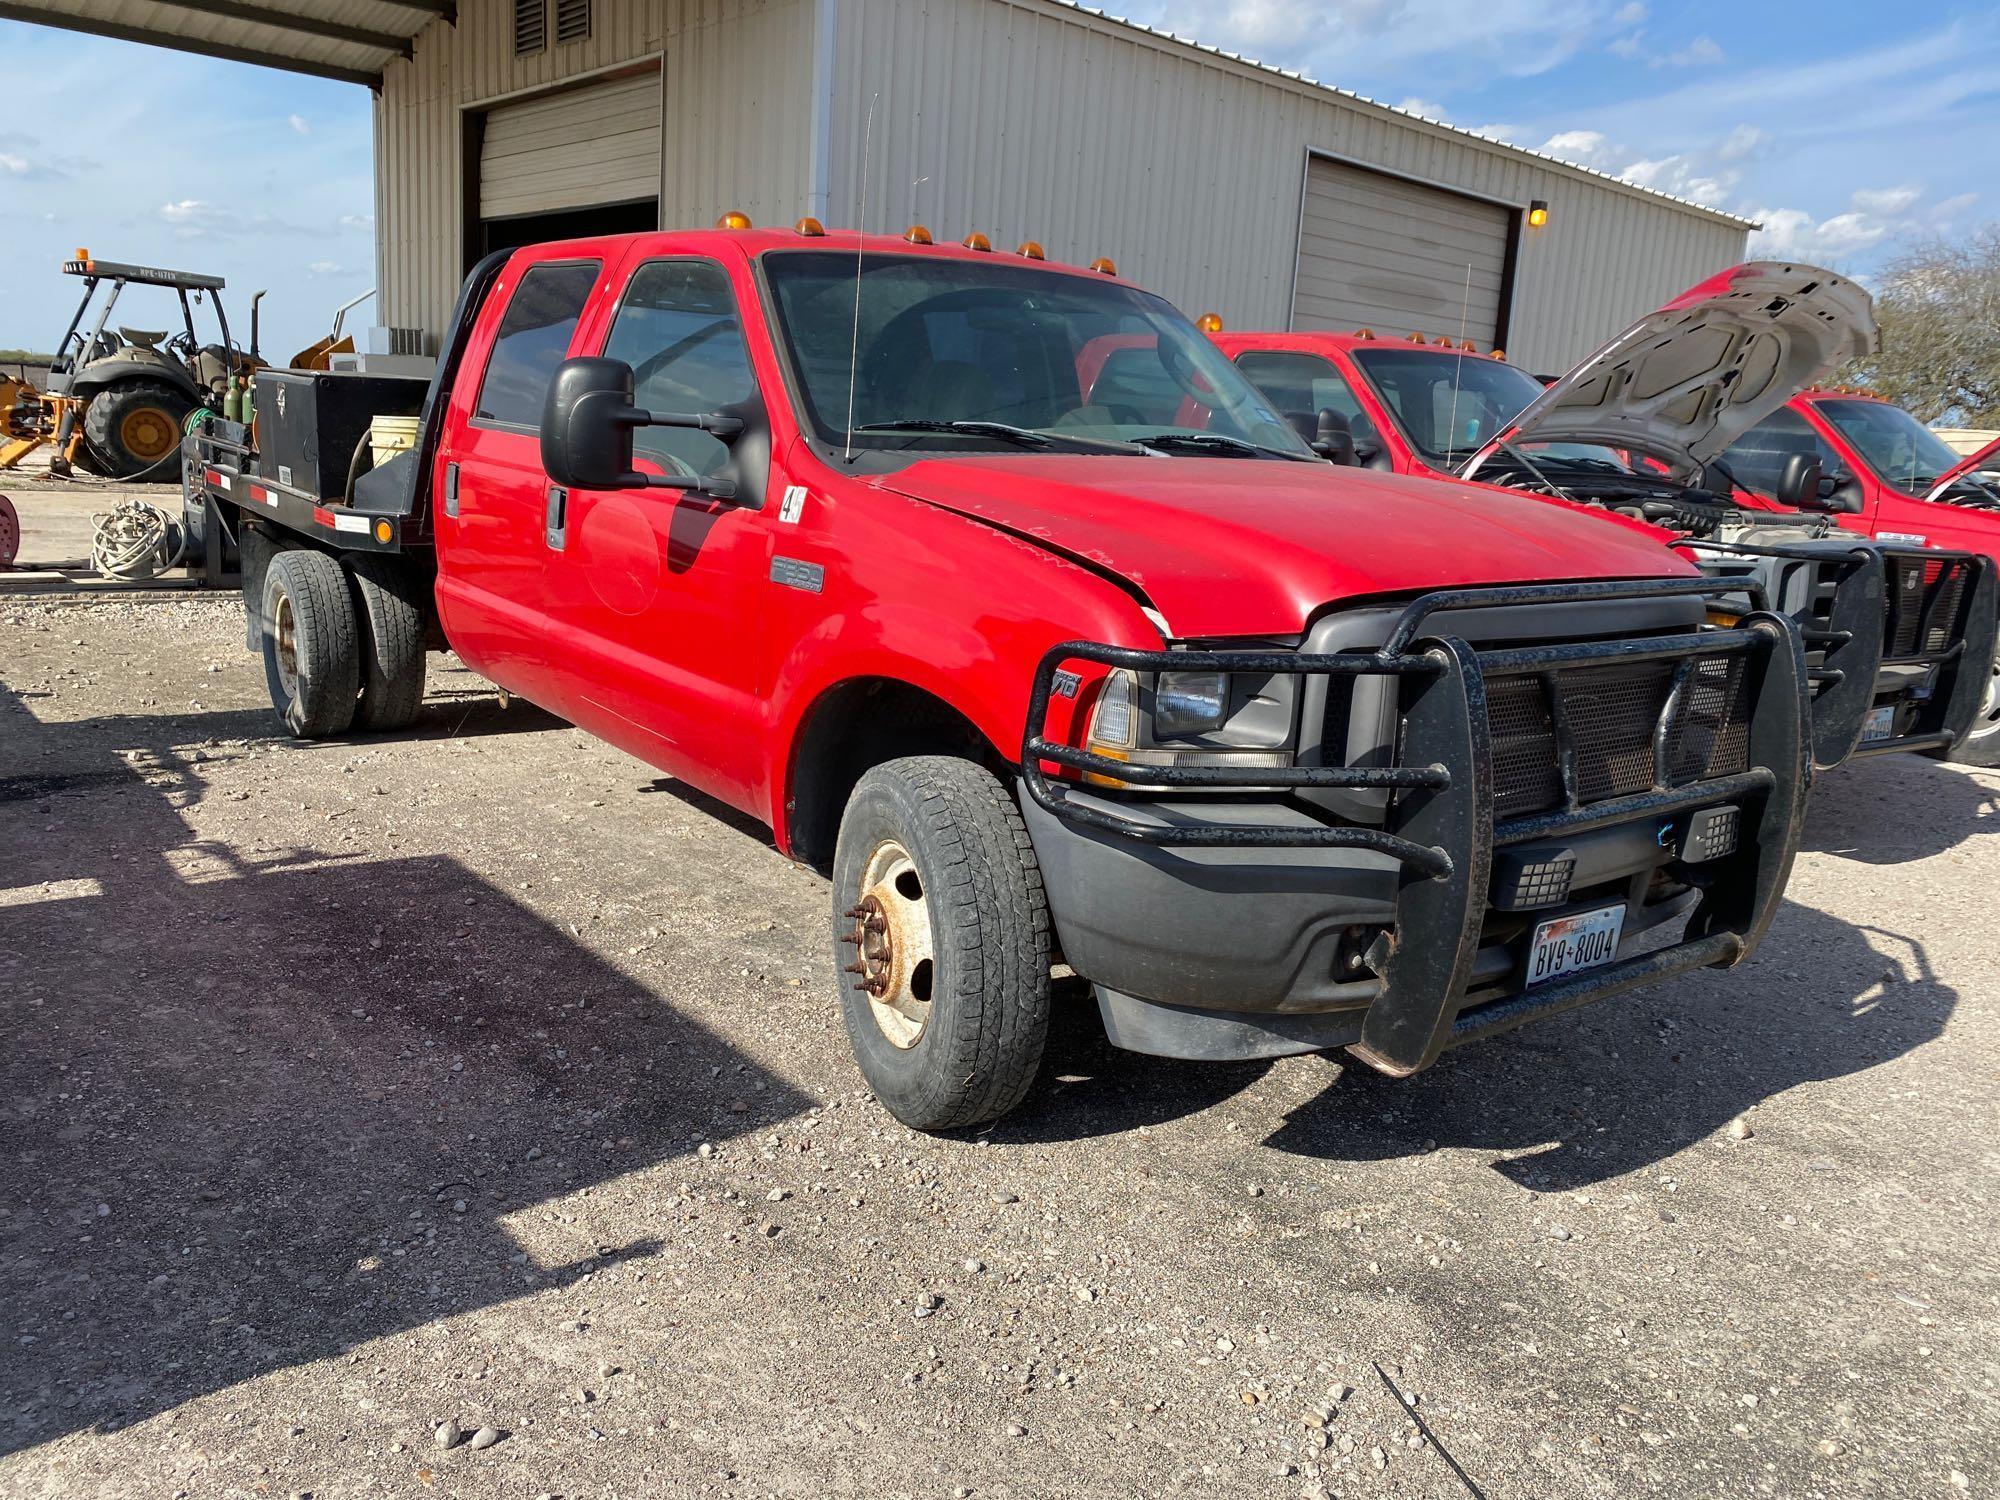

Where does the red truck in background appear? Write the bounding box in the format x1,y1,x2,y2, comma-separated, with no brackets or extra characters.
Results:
183,223,1814,1129
1213,263,1999,768
1714,391,2000,751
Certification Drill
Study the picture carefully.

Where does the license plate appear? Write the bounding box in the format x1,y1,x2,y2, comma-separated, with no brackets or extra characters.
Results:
1861,705,1896,743
1526,904,1626,988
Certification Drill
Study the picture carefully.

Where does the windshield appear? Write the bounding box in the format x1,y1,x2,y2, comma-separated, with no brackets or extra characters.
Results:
761,251,1309,457
1816,398,1965,492
1352,348,1581,464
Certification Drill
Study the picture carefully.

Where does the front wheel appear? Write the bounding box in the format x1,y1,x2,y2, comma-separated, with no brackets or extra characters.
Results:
831,756,1052,1130
1936,651,2000,767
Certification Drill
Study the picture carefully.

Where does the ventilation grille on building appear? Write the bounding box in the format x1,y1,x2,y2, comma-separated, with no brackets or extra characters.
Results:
556,0,591,44
514,0,546,55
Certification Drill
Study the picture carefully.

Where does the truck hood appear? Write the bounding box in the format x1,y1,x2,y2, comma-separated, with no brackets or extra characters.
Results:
1927,432,2000,501
868,454,1690,637
1495,261,1877,475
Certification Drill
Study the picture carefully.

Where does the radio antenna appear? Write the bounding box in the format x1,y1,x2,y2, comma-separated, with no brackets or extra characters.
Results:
1445,261,1471,473
843,93,878,463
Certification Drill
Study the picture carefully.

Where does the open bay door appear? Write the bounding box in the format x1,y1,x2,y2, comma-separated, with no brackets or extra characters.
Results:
476,69,662,255
1291,156,1515,347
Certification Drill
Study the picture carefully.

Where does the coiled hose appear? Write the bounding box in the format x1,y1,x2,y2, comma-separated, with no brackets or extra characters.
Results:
91,499,187,581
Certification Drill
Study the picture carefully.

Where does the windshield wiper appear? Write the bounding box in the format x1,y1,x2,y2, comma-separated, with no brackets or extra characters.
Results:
1127,431,1303,460
854,419,1052,449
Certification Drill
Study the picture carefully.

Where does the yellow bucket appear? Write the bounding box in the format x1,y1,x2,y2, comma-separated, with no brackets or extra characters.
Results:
370,414,422,469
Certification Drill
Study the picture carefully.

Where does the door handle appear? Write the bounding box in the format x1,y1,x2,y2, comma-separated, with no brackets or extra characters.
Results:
545,485,568,551
443,461,461,518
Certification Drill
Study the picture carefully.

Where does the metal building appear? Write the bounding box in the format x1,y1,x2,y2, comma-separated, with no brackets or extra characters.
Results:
9,0,1752,371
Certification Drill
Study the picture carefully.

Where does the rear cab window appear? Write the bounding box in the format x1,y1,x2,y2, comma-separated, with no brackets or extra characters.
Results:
473,260,603,429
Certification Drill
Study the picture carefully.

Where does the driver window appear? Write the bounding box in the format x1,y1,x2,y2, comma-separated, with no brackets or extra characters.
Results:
1231,350,1378,449
603,259,755,478
1718,409,1841,499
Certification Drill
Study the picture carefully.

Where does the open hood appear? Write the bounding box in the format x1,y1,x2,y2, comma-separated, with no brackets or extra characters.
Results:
1927,432,2000,501
868,453,1687,638
1484,261,1877,477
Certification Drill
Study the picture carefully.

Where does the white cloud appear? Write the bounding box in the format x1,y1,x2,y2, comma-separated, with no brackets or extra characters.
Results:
0,152,29,175
1655,35,1725,67
288,114,311,136
1395,96,1450,121
1607,31,1644,58
337,212,374,231
1714,124,1766,162
306,259,342,276
1611,1,1646,22
1539,129,1619,169
1930,191,1979,222
1851,184,1922,216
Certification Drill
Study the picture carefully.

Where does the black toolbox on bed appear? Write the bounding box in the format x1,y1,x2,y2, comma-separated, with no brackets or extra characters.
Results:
255,370,426,500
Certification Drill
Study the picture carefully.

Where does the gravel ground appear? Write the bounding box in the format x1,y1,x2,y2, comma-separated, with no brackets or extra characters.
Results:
2,576,1997,1499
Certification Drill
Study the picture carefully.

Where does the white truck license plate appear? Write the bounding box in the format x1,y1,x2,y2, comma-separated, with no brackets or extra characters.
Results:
1860,706,1896,743
1526,904,1625,987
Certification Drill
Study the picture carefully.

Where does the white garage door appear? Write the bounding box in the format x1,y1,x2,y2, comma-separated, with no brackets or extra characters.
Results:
1292,157,1513,346
479,71,662,221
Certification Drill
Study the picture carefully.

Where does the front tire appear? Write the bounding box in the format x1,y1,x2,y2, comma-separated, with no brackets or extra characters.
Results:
1935,650,2000,767
83,380,194,481
831,756,1052,1130
261,549,360,738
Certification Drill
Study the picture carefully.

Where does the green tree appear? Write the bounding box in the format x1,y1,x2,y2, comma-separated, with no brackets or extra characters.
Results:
1844,227,2000,425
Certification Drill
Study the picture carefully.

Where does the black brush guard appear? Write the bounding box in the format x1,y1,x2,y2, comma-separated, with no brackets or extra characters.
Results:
1021,577,1812,1077
1680,538,1996,768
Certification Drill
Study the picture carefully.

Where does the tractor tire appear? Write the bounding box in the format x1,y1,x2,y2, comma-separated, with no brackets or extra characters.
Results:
0,493,18,569
83,380,194,481
831,756,1052,1130
345,553,429,732
260,549,360,739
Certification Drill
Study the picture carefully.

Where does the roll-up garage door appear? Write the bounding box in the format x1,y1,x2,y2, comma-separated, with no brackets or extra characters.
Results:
1291,157,1513,346
479,70,661,221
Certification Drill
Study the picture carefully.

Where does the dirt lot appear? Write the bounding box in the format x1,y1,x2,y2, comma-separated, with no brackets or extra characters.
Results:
2,484,1997,1498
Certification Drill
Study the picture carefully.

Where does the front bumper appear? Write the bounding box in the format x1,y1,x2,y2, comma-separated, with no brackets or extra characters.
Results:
1020,578,1812,1075
1680,537,1995,768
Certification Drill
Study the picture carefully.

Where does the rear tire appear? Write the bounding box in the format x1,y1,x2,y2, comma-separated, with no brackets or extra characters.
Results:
261,549,359,739
83,380,194,481
345,554,428,731
831,756,1052,1130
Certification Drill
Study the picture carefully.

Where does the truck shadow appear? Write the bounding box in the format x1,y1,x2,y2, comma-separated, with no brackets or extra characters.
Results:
1008,901,1952,1193
0,685,811,1459
1804,750,2000,864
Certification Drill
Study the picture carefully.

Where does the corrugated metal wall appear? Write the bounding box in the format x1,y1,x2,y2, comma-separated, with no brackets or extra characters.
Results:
823,0,1749,370
376,0,814,339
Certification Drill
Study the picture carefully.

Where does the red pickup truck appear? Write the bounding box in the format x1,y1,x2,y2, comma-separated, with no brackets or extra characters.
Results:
1715,391,2000,751
1213,263,1998,768
184,224,1813,1129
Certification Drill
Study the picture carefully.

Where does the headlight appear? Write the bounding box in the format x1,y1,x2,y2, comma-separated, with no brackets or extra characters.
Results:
1155,671,1229,737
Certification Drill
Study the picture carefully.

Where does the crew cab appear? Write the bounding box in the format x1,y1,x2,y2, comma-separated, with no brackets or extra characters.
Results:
1213,262,1997,769
183,222,1815,1129
1716,391,2000,759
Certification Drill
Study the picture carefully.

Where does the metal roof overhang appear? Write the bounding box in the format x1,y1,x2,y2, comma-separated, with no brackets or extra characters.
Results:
0,0,450,88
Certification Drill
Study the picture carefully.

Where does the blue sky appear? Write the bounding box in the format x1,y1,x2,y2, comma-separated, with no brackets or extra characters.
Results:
2,3,1996,355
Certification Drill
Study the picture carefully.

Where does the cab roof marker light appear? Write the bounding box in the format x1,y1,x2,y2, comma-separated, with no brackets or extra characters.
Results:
1089,256,1117,276
1353,328,1375,339
1196,313,1224,334
795,216,827,236
1016,240,1046,260
904,224,933,244
962,232,992,251
1406,331,1428,343
715,210,753,229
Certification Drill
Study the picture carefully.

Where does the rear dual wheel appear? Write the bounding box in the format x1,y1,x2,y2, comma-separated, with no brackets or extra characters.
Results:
259,548,427,738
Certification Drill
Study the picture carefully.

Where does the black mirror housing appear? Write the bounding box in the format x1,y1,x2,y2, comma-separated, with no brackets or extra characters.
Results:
1308,407,1358,466
542,357,648,491
1775,451,1824,509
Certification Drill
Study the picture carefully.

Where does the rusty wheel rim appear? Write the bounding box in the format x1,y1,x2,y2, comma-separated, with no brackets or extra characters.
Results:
273,590,300,701
119,406,177,463
843,839,935,1048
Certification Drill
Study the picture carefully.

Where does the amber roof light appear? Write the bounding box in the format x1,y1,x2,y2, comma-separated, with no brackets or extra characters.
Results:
962,232,992,251
715,210,753,229
1016,240,1046,260
904,224,934,244
795,216,827,236
1196,313,1224,334
1089,256,1117,276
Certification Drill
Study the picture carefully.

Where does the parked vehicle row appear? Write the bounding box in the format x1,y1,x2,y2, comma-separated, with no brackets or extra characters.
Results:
173,227,1998,1129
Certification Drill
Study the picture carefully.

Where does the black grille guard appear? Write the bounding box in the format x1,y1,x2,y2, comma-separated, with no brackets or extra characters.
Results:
1675,537,1997,768
1021,576,1813,1076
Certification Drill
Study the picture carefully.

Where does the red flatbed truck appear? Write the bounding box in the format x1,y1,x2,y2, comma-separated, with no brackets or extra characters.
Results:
183,222,1813,1129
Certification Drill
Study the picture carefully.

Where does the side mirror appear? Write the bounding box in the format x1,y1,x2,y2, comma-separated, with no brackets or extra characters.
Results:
540,356,747,497
1776,452,1824,509
1309,407,1358,466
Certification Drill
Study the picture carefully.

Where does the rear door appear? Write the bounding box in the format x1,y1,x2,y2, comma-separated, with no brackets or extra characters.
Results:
536,250,772,803
434,254,608,706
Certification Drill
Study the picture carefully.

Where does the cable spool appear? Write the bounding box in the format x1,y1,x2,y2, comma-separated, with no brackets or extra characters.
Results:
90,498,187,581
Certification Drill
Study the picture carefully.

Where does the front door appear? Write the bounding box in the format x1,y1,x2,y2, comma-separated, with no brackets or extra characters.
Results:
537,253,772,807
433,255,607,707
